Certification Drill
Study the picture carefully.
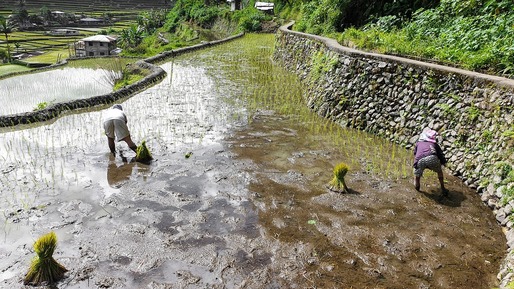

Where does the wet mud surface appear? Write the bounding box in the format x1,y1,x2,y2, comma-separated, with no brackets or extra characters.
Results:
229,112,504,288
0,34,506,289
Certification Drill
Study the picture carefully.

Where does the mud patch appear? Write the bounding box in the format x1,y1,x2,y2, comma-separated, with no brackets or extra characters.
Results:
229,110,505,288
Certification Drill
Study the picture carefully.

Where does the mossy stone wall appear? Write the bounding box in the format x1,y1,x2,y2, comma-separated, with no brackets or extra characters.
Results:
273,23,514,287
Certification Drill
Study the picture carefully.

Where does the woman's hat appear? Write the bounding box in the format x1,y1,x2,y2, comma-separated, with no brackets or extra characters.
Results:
425,129,437,142
420,128,438,143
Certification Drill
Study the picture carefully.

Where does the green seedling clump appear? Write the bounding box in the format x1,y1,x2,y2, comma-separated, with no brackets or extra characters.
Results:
33,102,48,111
24,231,68,286
329,162,349,193
136,140,153,162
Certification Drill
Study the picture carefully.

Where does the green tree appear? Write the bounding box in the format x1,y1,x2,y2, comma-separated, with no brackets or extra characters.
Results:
0,48,7,61
12,0,30,28
137,10,167,34
118,25,144,49
39,6,52,23
0,16,13,62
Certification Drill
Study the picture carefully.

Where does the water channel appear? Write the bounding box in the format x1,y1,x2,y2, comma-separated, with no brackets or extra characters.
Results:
0,34,505,288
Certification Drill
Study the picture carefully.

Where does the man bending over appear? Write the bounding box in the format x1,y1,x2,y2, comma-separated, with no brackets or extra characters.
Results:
102,104,137,155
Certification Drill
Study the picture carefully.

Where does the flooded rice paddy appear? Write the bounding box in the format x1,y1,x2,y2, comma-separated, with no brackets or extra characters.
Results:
0,67,115,115
0,34,506,288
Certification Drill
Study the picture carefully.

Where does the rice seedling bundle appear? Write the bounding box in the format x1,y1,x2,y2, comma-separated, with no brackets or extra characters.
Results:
329,162,349,193
136,140,153,162
24,231,68,286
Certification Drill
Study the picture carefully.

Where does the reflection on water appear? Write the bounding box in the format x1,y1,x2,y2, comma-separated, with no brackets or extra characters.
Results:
105,154,150,192
106,155,135,188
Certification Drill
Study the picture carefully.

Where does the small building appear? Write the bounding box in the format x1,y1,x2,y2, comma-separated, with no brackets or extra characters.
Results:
255,2,274,13
47,29,80,36
51,11,66,17
75,35,117,57
79,17,103,26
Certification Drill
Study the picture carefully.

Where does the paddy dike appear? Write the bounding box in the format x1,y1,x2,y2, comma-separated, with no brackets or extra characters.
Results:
0,34,505,288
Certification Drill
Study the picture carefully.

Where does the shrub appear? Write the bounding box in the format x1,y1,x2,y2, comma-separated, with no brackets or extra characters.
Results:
112,63,149,90
33,101,49,111
467,105,481,122
232,6,269,32
191,5,222,28
496,162,513,181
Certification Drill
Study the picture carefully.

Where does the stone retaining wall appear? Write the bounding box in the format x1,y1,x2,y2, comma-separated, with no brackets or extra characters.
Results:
273,22,514,287
0,32,244,127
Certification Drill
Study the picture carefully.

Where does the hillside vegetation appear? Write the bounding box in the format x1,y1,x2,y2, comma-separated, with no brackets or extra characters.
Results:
118,0,274,56
0,0,262,61
5,0,509,78
273,0,514,78
120,0,513,78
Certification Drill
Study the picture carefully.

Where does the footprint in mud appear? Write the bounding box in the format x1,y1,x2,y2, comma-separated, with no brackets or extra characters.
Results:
418,189,464,207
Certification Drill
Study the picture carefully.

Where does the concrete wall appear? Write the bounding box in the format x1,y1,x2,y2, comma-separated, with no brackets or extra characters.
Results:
273,22,514,287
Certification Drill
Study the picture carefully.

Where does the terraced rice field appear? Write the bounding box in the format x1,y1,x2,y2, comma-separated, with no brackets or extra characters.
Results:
0,34,506,289
0,64,31,76
0,2,158,64
0,30,93,61
0,0,170,12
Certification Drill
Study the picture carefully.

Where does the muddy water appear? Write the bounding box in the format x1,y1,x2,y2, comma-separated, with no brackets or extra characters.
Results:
0,34,505,289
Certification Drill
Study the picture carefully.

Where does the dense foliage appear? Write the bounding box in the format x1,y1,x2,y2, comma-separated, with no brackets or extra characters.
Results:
119,0,272,56
274,0,438,34
0,16,13,62
274,0,514,77
164,0,271,33
340,0,514,75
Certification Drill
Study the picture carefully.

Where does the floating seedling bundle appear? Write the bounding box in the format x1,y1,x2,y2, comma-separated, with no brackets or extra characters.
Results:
328,162,349,193
24,231,68,286
136,140,153,162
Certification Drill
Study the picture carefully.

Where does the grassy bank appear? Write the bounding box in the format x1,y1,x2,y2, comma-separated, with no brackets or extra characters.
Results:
0,64,31,76
274,0,514,78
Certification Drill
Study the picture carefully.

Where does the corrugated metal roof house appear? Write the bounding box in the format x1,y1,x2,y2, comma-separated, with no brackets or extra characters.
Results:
75,35,118,57
255,2,274,13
